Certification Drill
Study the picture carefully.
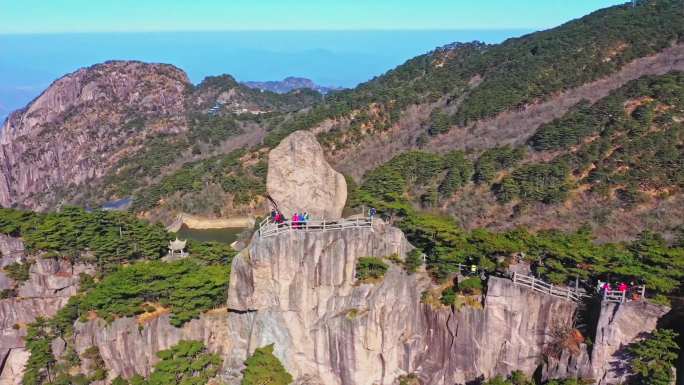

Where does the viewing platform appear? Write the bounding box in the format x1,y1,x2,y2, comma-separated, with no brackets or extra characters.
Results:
257,216,373,239
512,272,647,304
512,272,588,302
602,286,646,304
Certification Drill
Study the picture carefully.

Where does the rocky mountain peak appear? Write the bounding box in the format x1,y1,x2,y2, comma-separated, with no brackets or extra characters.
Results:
266,130,347,219
243,76,341,95
1,60,190,143
0,60,192,208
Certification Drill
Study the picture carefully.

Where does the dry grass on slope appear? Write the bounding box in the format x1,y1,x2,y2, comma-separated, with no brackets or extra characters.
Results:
329,43,684,181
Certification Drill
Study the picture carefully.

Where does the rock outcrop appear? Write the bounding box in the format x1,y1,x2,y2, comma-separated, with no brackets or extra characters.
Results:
226,221,578,385
266,130,347,219
0,235,92,385
1,225,669,385
590,300,669,385
72,310,254,383
0,60,191,209
226,223,668,385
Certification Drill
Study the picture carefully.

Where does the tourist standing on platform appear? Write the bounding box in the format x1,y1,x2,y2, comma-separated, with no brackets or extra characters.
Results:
618,282,628,293
369,207,377,221
602,282,612,294
596,279,604,294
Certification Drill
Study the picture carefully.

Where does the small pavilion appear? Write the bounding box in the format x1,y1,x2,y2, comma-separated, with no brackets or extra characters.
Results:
168,238,188,258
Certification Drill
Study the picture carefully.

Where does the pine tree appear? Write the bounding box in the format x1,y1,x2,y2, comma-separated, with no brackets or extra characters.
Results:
241,344,293,385
628,329,679,385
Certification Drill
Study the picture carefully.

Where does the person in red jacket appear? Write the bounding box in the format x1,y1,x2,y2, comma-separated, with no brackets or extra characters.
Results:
618,282,628,293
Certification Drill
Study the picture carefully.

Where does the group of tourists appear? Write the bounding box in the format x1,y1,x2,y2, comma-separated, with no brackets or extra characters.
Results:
269,209,311,228
596,279,643,300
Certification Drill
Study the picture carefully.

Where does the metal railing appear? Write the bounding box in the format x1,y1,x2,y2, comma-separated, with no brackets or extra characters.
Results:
258,216,373,238
512,272,587,302
1,249,25,256
602,286,645,303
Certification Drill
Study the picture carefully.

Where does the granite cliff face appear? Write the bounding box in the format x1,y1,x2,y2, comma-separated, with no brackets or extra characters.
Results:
228,222,575,385
2,225,668,385
237,227,676,385
0,61,191,209
0,235,92,385
266,130,347,219
226,223,668,385
590,301,669,385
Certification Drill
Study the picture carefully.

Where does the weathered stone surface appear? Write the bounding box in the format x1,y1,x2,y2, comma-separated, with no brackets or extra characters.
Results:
227,221,585,385
73,310,255,383
415,278,580,385
0,61,191,209
228,220,422,385
226,224,672,385
0,235,24,264
590,300,669,385
0,234,24,291
266,130,347,219
0,348,29,385
0,226,671,385
17,258,92,298
0,235,91,381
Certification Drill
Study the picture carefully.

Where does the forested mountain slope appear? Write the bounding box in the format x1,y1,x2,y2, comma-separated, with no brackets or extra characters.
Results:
311,0,684,177
351,71,684,241
125,0,684,227
1,0,682,235
0,63,319,213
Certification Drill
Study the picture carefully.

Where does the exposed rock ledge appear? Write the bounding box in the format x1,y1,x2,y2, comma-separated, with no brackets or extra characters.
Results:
0,235,92,385
2,225,668,385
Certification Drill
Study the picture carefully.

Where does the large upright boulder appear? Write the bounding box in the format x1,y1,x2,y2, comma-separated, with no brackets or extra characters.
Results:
267,130,347,219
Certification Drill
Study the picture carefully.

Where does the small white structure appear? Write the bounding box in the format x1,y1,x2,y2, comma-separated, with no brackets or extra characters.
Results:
168,238,188,258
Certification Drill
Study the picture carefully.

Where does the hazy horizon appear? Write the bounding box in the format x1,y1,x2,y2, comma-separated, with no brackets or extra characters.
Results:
1,0,628,121
1,29,532,121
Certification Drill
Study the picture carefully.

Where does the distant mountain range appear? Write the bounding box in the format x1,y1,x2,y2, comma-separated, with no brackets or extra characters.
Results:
243,77,343,94
2,0,683,244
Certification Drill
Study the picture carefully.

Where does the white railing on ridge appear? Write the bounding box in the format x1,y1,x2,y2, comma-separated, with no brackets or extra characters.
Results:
258,216,373,238
512,272,588,302
602,286,645,304
256,219,647,304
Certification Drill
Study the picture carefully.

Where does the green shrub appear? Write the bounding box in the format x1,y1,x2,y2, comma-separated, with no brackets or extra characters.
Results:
112,376,129,385
529,72,684,201
482,370,534,385
494,161,570,204
241,344,293,385
440,287,457,306
628,329,679,385
473,146,524,184
404,249,424,273
355,257,389,282
438,151,474,199
0,207,170,272
131,149,267,212
458,277,483,295
428,110,451,136
81,259,229,327
143,340,222,385
398,373,420,385
4,261,31,282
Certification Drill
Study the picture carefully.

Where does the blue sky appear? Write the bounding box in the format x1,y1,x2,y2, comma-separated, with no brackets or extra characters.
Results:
1,0,626,33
